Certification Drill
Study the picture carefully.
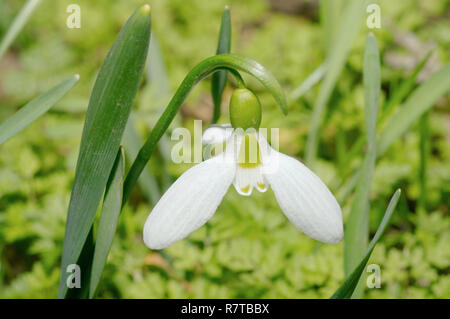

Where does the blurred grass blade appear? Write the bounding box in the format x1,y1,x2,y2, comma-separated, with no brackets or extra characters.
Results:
378,63,450,156
123,117,160,205
305,0,368,166
147,33,170,99
0,75,79,145
343,33,380,298
341,52,432,173
332,189,401,299
0,0,41,60
123,53,288,203
319,0,344,54
58,5,151,298
290,63,326,101
380,51,432,124
337,63,450,204
89,148,125,298
211,6,231,124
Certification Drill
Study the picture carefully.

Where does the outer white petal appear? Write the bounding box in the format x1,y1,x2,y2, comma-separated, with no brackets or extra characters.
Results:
202,124,233,145
143,149,236,249
259,135,343,244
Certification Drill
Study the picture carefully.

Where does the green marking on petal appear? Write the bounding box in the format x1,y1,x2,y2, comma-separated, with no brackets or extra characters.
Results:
257,183,266,189
241,185,251,193
238,135,261,168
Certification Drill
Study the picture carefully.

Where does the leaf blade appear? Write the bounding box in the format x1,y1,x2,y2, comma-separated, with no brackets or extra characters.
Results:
332,189,401,299
89,148,125,298
0,0,41,60
0,75,79,145
305,0,369,165
211,6,231,123
58,5,151,298
378,63,450,155
343,33,380,298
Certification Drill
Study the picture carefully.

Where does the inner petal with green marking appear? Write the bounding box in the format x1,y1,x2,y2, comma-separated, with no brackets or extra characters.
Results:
233,133,268,196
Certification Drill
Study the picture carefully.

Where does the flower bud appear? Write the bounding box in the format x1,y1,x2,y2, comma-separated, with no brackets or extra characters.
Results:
229,88,261,130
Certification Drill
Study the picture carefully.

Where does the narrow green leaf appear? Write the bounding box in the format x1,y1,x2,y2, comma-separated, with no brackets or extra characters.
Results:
0,75,79,145
331,189,401,299
211,6,231,124
343,33,380,298
305,0,369,166
378,63,450,156
123,117,160,205
123,53,288,204
146,33,170,99
380,51,432,124
89,148,125,298
319,0,344,55
0,0,41,60
58,5,151,298
337,63,450,204
65,227,94,299
340,51,432,168
290,63,326,101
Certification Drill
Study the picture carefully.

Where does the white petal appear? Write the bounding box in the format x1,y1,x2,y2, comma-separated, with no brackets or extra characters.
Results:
260,136,343,244
143,150,236,249
233,166,268,196
202,124,233,145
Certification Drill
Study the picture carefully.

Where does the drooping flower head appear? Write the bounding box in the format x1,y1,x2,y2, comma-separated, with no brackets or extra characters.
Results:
144,88,343,249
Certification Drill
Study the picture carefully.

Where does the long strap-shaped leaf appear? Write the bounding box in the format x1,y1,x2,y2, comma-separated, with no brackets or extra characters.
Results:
123,53,288,204
0,0,41,60
58,5,151,298
331,189,401,299
305,0,369,166
343,33,380,298
0,75,79,145
89,148,125,298
211,6,231,124
336,62,450,203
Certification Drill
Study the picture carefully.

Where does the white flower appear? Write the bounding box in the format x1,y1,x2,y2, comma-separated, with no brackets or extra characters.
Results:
143,125,343,249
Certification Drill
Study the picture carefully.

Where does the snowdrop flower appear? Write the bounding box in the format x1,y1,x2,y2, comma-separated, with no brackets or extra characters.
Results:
144,88,343,249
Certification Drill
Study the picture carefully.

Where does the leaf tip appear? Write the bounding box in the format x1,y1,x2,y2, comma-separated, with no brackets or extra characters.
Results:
141,4,151,15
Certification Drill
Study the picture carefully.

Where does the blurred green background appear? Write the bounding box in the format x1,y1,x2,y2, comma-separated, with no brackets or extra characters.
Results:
0,0,449,298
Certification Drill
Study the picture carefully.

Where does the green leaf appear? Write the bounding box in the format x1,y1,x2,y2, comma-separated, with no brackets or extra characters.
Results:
146,33,170,99
0,75,79,145
123,53,288,204
340,52,432,171
343,33,380,298
331,189,401,299
290,63,326,101
211,6,231,124
380,51,432,124
123,117,160,205
58,5,151,298
305,0,369,166
0,0,41,60
319,0,344,55
89,148,125,298
337,62,450,204
378,63,450,155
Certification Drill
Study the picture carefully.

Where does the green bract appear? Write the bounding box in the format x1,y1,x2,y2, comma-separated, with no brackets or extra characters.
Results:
229,88,262,130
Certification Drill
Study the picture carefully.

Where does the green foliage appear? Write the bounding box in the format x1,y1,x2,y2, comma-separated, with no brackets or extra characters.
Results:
0,0,449,299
